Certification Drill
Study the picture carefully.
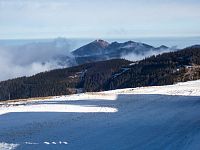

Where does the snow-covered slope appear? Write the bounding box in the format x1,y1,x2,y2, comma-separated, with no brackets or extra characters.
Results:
0,80,200,150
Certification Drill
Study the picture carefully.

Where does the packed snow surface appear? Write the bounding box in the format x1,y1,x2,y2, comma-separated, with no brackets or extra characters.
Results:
0,80,200,150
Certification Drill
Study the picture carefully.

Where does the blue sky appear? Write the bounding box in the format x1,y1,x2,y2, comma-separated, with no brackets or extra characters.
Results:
0,0,200,39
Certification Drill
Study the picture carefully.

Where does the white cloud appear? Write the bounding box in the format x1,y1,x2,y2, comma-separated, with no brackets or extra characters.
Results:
121,48,174,62
0,38,73,81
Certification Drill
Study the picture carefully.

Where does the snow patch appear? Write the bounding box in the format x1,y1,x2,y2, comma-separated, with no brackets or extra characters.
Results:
112,67,130,78
0,143,19,150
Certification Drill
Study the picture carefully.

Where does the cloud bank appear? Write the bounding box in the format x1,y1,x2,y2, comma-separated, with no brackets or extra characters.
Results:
0,38,74,81
121,47,175,62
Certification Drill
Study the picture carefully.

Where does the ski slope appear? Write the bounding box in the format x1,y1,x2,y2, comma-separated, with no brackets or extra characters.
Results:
0,80,200,150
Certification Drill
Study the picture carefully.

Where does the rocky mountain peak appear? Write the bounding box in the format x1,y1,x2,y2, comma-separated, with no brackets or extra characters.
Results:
93,39,110,48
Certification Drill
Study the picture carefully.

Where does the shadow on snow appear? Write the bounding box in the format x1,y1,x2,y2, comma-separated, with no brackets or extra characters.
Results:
0,94,200,150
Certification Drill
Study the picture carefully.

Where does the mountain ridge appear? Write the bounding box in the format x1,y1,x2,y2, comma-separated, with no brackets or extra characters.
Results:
71,39,171,65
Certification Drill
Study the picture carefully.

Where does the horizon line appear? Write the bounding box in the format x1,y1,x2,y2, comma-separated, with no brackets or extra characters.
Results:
0,35,200,41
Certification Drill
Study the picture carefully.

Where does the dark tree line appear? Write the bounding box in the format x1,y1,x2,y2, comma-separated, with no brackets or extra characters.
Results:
0,59,130,101
0,47,200,101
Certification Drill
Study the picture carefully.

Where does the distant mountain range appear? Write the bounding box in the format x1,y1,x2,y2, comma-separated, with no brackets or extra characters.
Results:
0,45,199,101
70,39,171,64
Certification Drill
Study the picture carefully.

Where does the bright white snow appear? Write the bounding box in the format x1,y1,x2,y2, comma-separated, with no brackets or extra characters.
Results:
0,80,200,150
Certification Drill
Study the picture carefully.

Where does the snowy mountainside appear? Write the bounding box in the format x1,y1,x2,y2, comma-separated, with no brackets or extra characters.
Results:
0,80,200,150
103,79,200,96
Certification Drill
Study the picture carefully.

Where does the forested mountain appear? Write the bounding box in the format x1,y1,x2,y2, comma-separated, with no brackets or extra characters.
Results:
0,59,130,100
106,46,200,90
0,46,199,101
